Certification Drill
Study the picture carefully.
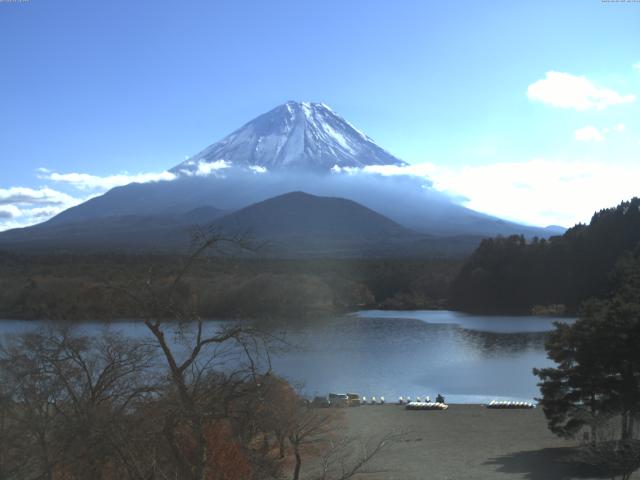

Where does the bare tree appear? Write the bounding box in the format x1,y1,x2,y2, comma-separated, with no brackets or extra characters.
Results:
118,231,281,480
286,402,403,480
288,405,334,480
1,230,401,480
314,432,404,480
0,326,159,480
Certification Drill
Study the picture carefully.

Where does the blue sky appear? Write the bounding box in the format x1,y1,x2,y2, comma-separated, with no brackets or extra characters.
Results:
1,0,639,230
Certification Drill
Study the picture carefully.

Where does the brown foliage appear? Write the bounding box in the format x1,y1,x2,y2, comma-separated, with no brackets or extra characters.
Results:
203,421,253,480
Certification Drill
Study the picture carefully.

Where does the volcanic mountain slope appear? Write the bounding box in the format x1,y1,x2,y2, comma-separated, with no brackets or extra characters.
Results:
0,206,227,252
0,101,564,253
0,192,482,256
39,101,408,227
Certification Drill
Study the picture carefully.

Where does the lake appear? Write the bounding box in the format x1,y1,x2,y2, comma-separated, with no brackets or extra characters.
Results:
0,310,572,404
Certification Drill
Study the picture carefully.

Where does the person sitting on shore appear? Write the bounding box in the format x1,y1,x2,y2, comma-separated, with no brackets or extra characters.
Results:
436,393,445,404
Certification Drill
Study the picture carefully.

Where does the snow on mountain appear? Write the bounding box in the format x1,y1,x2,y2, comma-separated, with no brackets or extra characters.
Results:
172,101,406,174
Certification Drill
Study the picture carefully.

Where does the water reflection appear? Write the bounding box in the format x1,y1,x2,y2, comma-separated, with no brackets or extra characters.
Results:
0,311,573,404
269,312,571,403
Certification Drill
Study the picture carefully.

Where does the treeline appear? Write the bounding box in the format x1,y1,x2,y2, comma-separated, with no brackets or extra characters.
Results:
451,197,640,314
0,253,462,321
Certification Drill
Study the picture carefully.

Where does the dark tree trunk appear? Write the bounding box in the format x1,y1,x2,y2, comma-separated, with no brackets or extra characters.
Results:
292,445,302,480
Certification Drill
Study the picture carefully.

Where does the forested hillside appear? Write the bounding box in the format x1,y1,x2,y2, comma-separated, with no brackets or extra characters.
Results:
0,253,460,320
451,198,640,314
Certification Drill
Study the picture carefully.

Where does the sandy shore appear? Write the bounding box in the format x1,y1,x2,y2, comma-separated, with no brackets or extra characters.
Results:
323,404,616,480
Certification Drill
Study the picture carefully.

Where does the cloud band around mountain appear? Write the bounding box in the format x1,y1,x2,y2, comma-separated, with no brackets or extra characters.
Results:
0,170,178,231
37,168,177,190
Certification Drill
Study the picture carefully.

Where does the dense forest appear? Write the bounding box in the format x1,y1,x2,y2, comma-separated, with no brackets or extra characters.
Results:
451,198,640,314
0,253,461,321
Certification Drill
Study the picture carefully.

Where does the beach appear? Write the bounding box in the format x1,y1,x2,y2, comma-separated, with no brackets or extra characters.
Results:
326,404,610,480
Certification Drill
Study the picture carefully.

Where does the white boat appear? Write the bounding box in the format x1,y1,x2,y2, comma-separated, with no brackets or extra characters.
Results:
486,400,535,409
405,401,448,411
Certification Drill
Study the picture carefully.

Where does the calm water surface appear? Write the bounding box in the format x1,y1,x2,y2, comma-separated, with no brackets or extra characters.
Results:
0,310,573,404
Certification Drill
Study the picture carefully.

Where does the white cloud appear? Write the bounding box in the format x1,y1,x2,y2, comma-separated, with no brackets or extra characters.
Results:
574,123,626,142
0,186,85,232
248,165,267,174
0,186,80,207
0,162,234,231
634,63,640,71
332,160,640,227
195,159,231,176
527,71,636,111
1,163,229,231
0,205,21,219
574,125,604,142
39,169,177,190
176,159,232,177
331,162,437,179
426,159,640,227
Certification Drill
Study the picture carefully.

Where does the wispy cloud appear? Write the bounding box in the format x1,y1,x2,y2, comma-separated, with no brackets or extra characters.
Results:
331,163,436,182
176,159,233,177
527,71,636,111
0,161,261,231
0,205,21,220
38,168,177,190
0,169,179,232
428,159,640,227
0,186,85,231
574,123,626,142
574,125,604,142
333,160,639,227
248,165,267,174
0,186,80,208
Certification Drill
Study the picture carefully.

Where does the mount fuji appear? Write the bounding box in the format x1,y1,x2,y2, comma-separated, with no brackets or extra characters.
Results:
173,101,406,174
0,101,563,255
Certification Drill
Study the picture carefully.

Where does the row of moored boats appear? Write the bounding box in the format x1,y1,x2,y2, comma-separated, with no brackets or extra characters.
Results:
485,400,536,409
317,393,536,410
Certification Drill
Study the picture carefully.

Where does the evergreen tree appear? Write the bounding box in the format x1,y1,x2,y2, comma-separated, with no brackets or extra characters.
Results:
452,197,640,313
534,247,640,442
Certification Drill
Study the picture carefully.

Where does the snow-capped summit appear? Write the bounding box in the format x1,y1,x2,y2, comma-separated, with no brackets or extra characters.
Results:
172,101,407,174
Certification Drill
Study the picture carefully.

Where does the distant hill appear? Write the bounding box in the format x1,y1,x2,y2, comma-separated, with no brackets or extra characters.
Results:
450,197,640,314
213,191,411,239
209,191,478,257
